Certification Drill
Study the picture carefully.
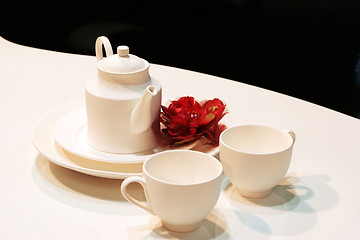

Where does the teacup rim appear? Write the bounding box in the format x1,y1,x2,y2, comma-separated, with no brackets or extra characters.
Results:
220,124,295,156
143,150,223,186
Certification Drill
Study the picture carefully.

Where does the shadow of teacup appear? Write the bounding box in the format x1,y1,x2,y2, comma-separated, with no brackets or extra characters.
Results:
224,173,340,216
223,176,314,213
150,213,229,240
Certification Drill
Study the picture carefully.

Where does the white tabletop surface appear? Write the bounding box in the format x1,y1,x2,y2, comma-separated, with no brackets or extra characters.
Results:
1,36,360,239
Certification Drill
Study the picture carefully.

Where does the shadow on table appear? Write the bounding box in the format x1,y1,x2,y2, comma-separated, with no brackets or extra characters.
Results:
35,154,231,238
34,153,146,201
126,212,229,240
223,177,305,212
223,175,339,213
222,174,339,236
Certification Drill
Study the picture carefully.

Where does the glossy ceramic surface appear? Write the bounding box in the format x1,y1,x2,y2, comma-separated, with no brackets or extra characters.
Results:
32,100,143,179
86,36,162,153
220,125,296,198
54,107,216,163
34,100,219,178
121,150,223,232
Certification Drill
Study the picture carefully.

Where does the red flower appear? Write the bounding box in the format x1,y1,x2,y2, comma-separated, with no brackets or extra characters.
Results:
160,96,227,146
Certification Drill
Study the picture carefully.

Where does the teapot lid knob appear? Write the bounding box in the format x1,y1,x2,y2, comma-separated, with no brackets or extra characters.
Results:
117,46,129,57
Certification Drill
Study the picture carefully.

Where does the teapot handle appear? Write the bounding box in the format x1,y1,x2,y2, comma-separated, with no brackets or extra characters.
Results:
95,36,113,62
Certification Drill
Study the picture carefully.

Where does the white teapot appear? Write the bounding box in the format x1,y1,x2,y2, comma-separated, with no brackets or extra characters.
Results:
85,36,162,153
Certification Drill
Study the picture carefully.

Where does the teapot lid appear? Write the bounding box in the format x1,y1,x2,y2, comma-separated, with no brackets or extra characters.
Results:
98,46,149,74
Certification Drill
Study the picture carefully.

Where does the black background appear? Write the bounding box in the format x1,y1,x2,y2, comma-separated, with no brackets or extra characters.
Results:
1,0,360,118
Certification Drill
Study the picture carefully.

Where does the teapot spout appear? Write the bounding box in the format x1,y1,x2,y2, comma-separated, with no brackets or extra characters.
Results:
130,85,158,133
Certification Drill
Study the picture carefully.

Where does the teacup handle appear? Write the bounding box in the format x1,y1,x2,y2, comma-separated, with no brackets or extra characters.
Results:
121,176,154,214
288,130,296,144
95,36,114,62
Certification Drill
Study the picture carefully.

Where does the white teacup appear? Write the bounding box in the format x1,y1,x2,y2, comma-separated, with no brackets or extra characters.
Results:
220,125,296,198
121,150,223,232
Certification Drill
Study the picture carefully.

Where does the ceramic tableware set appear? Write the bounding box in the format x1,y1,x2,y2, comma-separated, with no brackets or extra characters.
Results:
33,36,296,233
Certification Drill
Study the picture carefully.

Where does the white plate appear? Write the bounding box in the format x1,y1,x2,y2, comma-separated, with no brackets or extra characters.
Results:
32,100,219,179
53,107,215,163
32,100,142,179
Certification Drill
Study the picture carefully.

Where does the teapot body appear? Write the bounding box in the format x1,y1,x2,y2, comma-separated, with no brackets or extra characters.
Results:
85,36,162,153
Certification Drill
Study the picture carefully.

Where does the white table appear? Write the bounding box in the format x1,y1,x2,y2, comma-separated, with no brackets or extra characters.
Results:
1,36,360,239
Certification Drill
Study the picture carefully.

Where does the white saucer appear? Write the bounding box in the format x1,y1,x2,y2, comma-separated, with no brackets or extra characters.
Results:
32,100,142,179
32,100,219,179
53,107,216,164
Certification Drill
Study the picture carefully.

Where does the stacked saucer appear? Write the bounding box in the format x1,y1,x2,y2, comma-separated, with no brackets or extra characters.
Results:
32,100,218,179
